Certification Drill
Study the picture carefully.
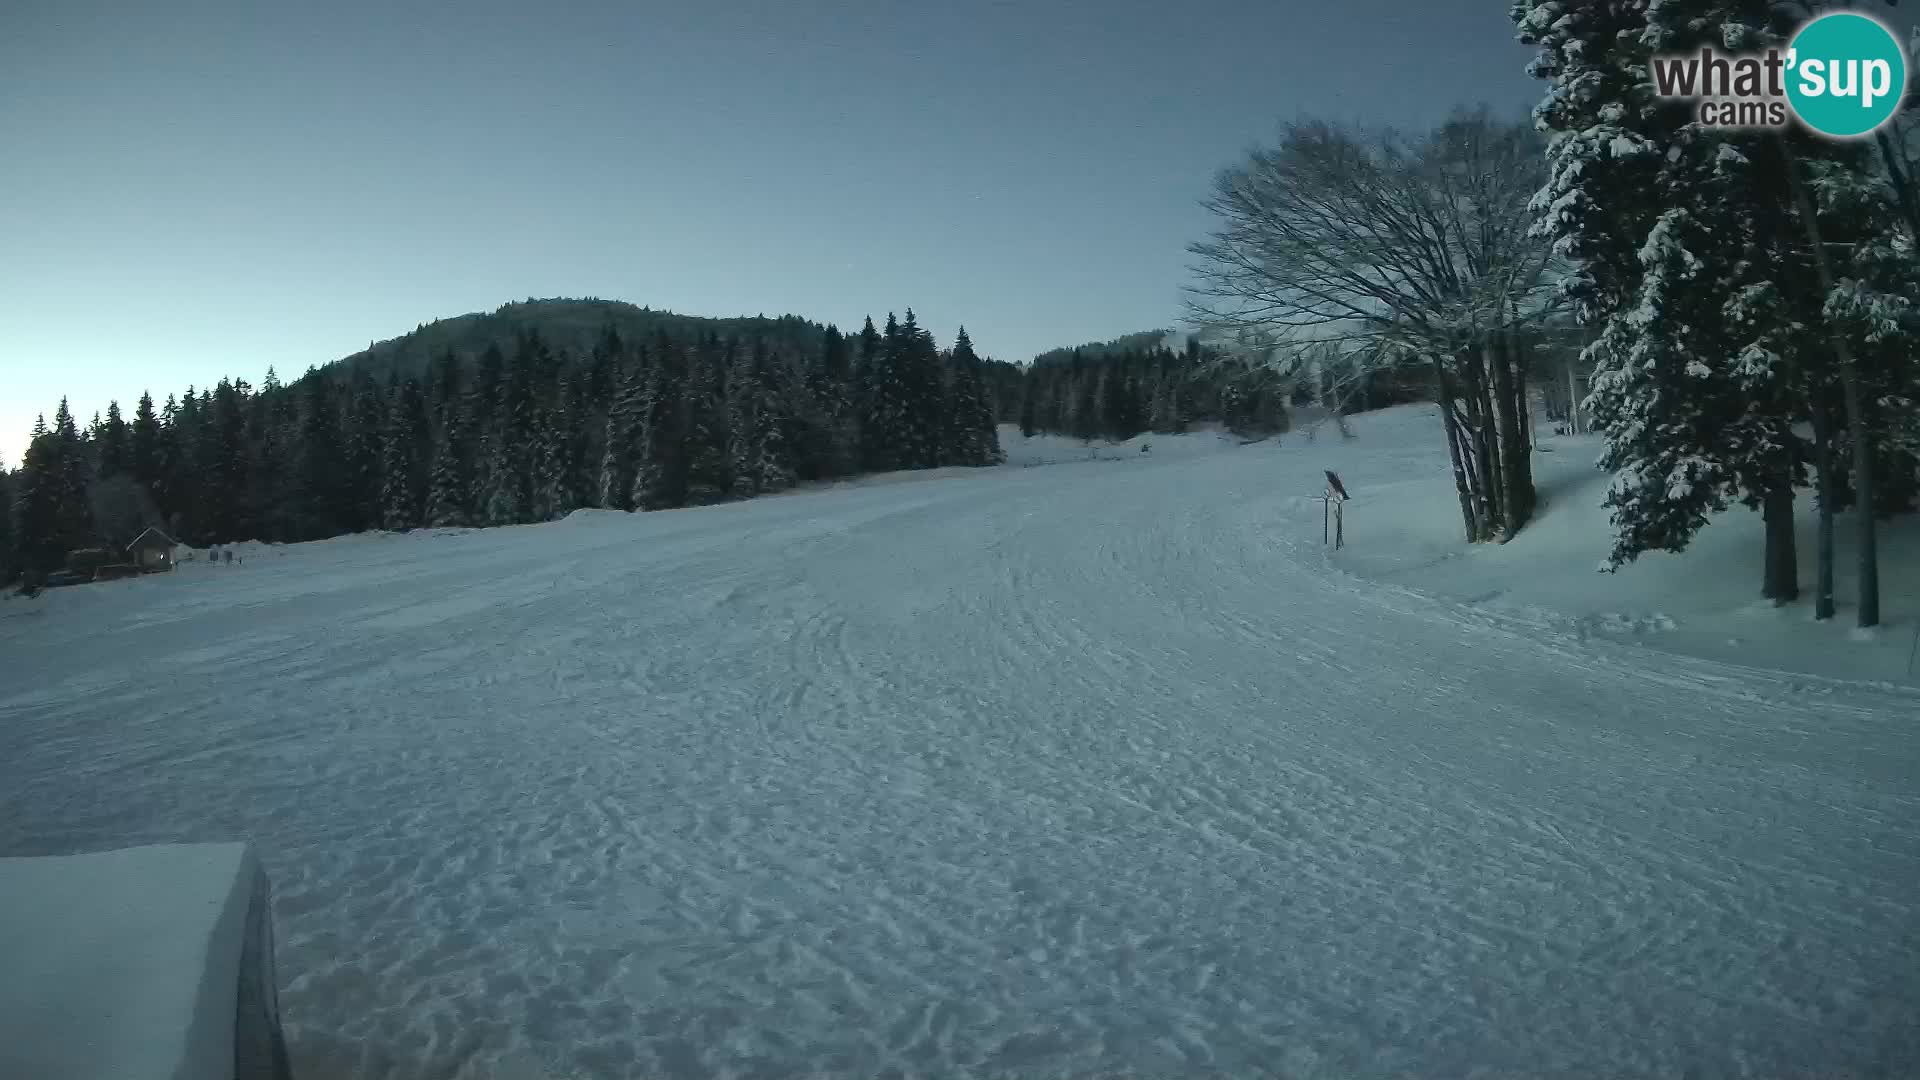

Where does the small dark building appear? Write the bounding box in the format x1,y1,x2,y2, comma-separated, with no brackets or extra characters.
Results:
127,528,178,573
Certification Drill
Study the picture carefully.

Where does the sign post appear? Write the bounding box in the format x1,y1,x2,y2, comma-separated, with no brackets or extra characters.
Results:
1322,469,1350,550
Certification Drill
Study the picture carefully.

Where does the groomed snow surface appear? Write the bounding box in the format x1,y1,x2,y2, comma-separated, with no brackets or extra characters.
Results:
2,408,1918,1079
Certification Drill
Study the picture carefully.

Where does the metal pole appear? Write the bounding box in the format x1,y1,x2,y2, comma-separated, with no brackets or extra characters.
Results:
1323,496,1330,545
1335,499,1344,550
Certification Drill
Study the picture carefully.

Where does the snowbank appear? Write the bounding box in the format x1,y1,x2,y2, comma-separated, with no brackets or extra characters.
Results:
0,843,289,1080
1308,404,1920,684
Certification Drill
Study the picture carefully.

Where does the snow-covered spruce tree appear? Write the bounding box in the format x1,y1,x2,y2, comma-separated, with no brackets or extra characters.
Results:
1100,362,1141,441
681,337,731,505
633,339,689,511
424,410,472,528
1071,362,1102,444
1521,0,1890,613
529,387,577,522
46,401,93,552
176,392,202,505
1018,366,1041,438
12,417,63,576
1673,10,1832,606
223,379,260,538
598,353,645,511
178,386,218,540
782,325,848,482
97,400,129,479
751,354,797,494
896,310,945,469
193,381,234,541
425,353,477,529
129,391,162,497
946,328,1006,465
1514,1,1666,332
428,350,461,430
1793,146,1920,625
480,423,521,525
850,316,883,469
566,365,600,511
482,334,541,526
1709,130,1902,620
727,341,766,497
153,393,181,526
1148,347,1192,435
380,377,428,530
888,312,923,468
243,374,293,542
340,370,384,534
0,460,13,584
467,343,506,514
1584,178,1776,569
860,314,910,471
1517,0,1808,599
813,324,859,479
560,367,588,515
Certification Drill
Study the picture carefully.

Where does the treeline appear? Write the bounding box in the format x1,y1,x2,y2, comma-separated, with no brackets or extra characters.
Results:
4,309,1002,580
1514,0,1920,626
1014,335,1428,443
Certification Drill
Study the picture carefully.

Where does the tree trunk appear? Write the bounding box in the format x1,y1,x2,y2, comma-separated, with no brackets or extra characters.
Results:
1435,355,1478,543
1761,486,1798,604
1455,407,1492,542
1488,332,1535,536
1473,403,1503,539
1565,360,1582,434
1333,379,1356,439
1810,393,1837,621
1461,415,1495,543
1840,374,1880,627
1517,353,1535,450
1784,141,1880,627
1457,349,1502,539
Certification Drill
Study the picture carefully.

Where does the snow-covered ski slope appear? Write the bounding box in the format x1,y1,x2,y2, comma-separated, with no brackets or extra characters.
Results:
3,410,1918,1079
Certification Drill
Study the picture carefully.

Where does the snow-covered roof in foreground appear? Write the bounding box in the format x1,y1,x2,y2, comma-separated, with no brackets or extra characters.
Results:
0,843,256,1080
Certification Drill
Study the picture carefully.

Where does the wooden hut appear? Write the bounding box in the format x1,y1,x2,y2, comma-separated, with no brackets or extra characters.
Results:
126,528,178,573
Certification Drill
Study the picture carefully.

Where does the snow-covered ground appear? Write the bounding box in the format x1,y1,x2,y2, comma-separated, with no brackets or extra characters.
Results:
2,410,1918,1078
1313,407,1920,686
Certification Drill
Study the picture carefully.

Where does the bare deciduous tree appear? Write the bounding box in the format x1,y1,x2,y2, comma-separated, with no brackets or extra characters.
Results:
1186,108,1564,541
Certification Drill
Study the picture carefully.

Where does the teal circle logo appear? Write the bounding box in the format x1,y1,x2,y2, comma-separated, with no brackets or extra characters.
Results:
1786,12,1907,138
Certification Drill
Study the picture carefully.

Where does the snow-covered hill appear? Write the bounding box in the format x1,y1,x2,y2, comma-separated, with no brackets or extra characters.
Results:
2,409,1917,1078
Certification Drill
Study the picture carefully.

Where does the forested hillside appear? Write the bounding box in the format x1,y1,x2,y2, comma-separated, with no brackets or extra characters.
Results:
5,303,1002,576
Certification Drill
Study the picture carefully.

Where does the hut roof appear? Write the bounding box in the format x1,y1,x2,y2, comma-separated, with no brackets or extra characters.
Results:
126,527,177,553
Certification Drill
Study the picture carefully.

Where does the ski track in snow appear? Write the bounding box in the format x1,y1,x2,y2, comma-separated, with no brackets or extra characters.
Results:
3,432,1920,1079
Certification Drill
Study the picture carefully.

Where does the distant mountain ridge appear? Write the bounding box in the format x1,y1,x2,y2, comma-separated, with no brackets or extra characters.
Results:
336,303,1194,384
333,298,833,380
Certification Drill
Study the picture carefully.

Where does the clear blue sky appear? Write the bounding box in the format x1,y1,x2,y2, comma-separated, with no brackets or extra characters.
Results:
1,0,1538,464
